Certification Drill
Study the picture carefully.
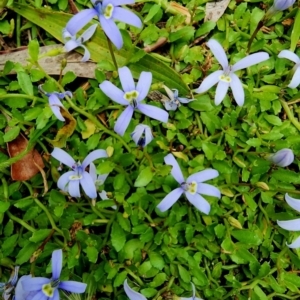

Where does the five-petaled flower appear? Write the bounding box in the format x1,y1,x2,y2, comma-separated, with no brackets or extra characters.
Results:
268,148,294,167
63,24,98,62
278,50,300,89
194,39,269,106
157,154,220,214
51,148,107,198
100,66,169,136
19,249,86,300
0,266,19,300
39,85,72,122
131,124,153,147
277,194,300,248
162,85,193,111
65,0,142,50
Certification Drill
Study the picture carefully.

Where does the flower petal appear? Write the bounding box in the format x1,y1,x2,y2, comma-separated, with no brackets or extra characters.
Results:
187,169,219,183
113,7,142,28
89,163,97,182
48,94,63,106
52,289,59,300
178,97,191,104
15,275,33,300
99,81,128,105
80,23,98,42
230,73,244,106
215,81,229,105
286,236,300,249
131,124,144,145
164,153,185,184
231,52,269,72
144,126,153,146
114,105,134,136
123,279,147,300
136,71,152,102
163,85,175,100
99,15,123,49
278,50,300,64
288,66,300,89
137,104,168,123
285,193,300,213
51,148,75,168
66,9,97,35
157,187,184,212
59,281,87,293
51,105,65,122
109,0,134,5
207,39,228,69
80,45,91,62
268,149,294,167
277,219,300,231
185,192,210,214
32,291,47,300
118,66,135,92
57,171,74,192
194,70,223,94
80,172,97,198
68,180,81,198
51,249,63,280
64,40,80,53
22,277,50,292
82,150,107,169
197,183,221,198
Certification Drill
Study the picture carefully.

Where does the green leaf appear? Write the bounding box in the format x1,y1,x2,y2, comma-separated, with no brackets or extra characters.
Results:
11,4,189,95
3,126,20,143
290,8,300,52
111,222,126,252
178,265,191,283
113,271,127,287
134,167,153,187
253,286,268,300
149,252,164,270
61,71,76,86
272,169,300,184
17,71,33,96
29,229,52,243
264,115,282,126
231,230,262,246
195,21,216,37
16,242,37,264
85,246,98,263
144,4,160,23
28,39,39,62
149,273,167,287
0,202,10,213
258,262,271,278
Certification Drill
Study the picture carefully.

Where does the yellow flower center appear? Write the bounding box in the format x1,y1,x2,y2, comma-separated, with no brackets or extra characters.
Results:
69,174,83,180
187,181,197,195
42,283,54,297
104,3,114,19
123,90,139,103
219,74,231,83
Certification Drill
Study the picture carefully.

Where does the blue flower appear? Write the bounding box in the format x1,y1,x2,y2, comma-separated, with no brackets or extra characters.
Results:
124,279,146,300
0,266,19,300
277,194,300,248
278,50,300,88
131,124,153,147
39,85,72,122
19,250,86,300
157,154,220,214
15,275,38,300
51,148,107,198
63,24,98,62
273,0,295,11
268,148,294,167
100,66,169,136
194,39,269,106
162,85,193,111
65,0,142,50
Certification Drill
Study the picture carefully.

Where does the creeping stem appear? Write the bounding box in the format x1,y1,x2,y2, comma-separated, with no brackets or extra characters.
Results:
280,99,300,131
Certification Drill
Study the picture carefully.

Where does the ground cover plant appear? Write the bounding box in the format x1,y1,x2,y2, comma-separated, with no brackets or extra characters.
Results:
1,0,300,299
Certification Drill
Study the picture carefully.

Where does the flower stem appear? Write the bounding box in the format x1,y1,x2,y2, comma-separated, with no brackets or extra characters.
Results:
6,211,36,232
280,99,300,131
247,20,264,53
106,36,118,71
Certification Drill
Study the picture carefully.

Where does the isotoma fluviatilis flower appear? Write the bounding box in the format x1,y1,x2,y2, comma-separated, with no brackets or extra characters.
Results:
124,279,147,300
100,66,169,136
272,0,295,11
278,50,300,88
63,24,97,62
131,124,153,147
162,85,193,111
39,85,72,122
65,0,142,50
0,266,19,300
194,39,269,106
20,249,86,299
268,148,294,167
51,147,107,198
157,154,220,214
277,194,300,248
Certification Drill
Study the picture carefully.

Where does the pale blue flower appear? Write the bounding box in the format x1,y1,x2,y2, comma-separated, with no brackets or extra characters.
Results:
63,24,98,62
15,275,38,300
194,39,269,106
157,154,220,214
39,85,72,122
0,266,19,300
124,279,146,300
51,148,107,198
65,0,142,50
181,283,203,300
277,194,300,248
100,66,169,136
131,124,153,147
273,0,295,11
19,250,86,300
162,85,193,111
268,148,294,167
278,50,300,88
